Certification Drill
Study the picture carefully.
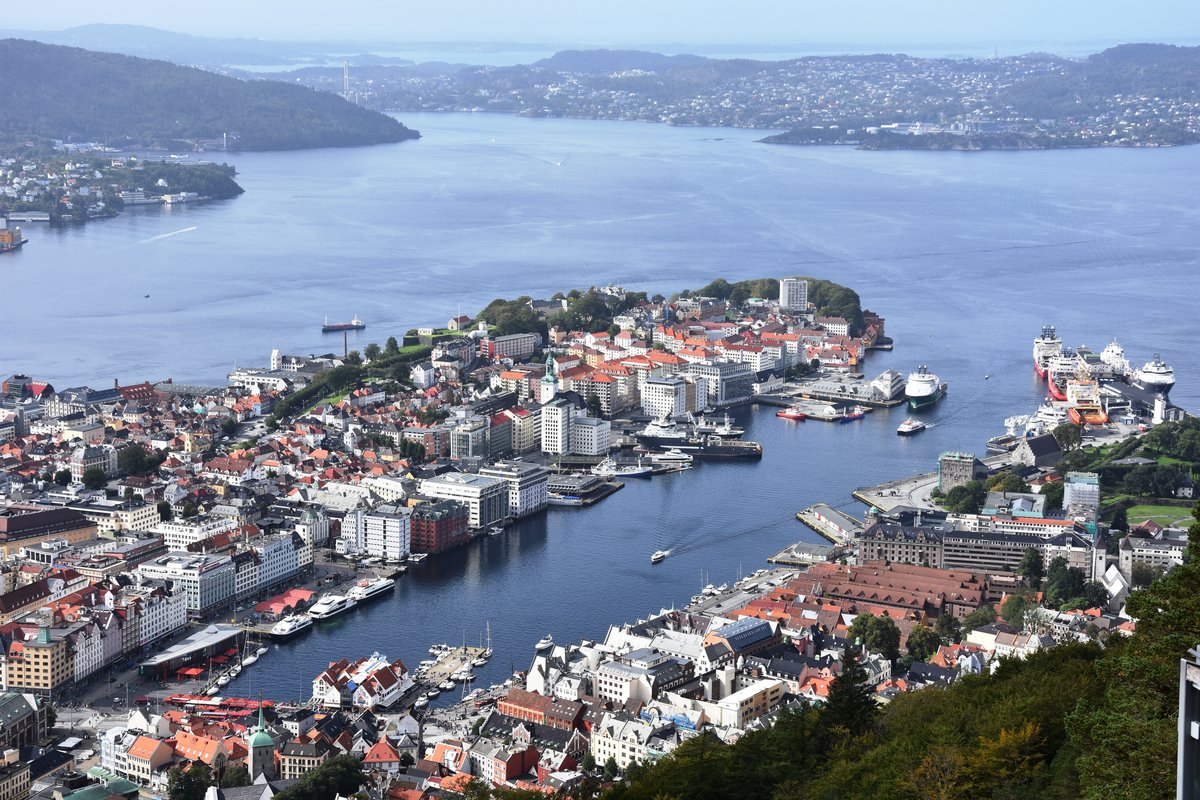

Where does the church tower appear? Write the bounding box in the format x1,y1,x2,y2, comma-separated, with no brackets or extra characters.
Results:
247,701,276,780
539,352,558,404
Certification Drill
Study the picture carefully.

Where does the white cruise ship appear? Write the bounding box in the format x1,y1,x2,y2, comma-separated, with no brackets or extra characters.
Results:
905,366,944,410
269,614,313,640
307,594,356,621
347,577,395,604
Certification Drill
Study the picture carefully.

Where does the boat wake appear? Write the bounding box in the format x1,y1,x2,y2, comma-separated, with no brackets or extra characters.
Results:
139,226,197,244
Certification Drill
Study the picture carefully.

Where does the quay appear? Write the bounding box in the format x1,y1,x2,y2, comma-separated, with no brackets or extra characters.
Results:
768,541,840,566
418,646,490,687
853,452,1013,512
756,371,907,409
795,504,863,545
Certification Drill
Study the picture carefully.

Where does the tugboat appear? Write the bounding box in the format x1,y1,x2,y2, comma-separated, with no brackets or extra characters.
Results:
650,549,670,564
896,418,927,436
776,404,808,421
321,316,366,333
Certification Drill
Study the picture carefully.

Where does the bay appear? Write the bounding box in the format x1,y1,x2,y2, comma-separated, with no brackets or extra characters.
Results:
3,113,1196,701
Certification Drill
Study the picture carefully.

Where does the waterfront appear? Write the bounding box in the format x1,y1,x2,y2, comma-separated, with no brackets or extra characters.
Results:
2,112,1197,702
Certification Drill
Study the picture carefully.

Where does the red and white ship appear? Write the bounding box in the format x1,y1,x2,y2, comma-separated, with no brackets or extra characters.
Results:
1032,325,1062,380
775,404,807,421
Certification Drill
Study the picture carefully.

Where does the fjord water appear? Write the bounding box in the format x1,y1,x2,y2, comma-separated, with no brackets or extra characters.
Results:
5,113,1197,700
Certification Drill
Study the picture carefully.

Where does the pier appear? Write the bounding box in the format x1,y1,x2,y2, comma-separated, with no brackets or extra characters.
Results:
852,452,1013,512
418,645,490,687
795,504,863,545
768,542,840,566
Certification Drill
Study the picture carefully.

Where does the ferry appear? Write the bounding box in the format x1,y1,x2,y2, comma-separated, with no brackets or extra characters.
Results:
535,634,554,651
269,614,313,640
650,549,670,564
775,404,808,421
322,316,366,333
347,577,395,605
648,449,693,466
307,594,356,621
905,366,945,410
1032,325,1063,379
591,457,654,478
896,418,927,436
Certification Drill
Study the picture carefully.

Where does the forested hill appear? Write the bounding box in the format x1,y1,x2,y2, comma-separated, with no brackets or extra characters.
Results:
0,38,420,151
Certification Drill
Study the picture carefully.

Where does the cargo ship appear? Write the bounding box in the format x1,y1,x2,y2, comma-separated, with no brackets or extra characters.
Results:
905,366,945,410
0,227,27,253
322,316,366,333
1032,325,1063,380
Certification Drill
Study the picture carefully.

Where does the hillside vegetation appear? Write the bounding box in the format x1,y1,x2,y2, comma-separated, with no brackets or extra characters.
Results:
0,38,419,150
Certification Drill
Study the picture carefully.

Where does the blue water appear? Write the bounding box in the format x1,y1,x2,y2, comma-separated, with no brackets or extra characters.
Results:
4,113,1197,701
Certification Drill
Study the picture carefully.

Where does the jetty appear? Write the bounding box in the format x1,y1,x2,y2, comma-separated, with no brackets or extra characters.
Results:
795,504,863,545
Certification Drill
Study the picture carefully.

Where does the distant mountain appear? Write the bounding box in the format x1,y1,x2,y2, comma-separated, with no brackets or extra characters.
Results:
0,39,419,151
534,49,711,73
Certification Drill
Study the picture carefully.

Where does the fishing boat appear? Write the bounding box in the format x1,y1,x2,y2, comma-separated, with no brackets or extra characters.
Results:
591,456,654,478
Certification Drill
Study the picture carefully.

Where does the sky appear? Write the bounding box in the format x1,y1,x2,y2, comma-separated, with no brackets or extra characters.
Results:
13,0,1200,47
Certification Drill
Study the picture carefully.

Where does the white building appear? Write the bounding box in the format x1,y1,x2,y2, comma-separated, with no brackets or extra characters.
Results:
364,505,412,562
778,278,808,312
418,473,507,529
541,400,576,456
479,461,550,519
253,534,302,592
642,376,688,419
154,516,238,551
135,553,236,619
570,417,611,456
591,712,675,770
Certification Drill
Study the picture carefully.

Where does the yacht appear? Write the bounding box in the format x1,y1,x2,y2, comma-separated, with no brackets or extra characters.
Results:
206,685,220,696
270,614,313,640
408,553,429,563
424,688,440,698
217,675,230,687
347,577,395,604
896,418,926,436
535,634,554,651
241,653,258,667
414,696,429,708
307,594,357,621
439,680,456,691
429,643,453,656
472,657,488,667
256,646,268,656
650,549,670,564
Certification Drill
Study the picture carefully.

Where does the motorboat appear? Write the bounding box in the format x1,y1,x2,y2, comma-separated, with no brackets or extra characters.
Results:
414,696,429,708
472,657,488,667
241,654,258,668
347,577,395,604
535,634,554,651
270,614,313,640
439,680,456,691
650,549,670,564
256,646,269,656
307,594,356,621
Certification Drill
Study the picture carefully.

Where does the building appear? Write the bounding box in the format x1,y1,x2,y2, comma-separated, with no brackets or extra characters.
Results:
684,362,753,407
279,738,333,779
363,505,411,562
570,417,611,457
0,755,28,800
591,712,675,770
857,522,944,566
642,376,689,419
450,418,491,460
938,452,986,491
1179,645,1200,798
1064,472,1101,519
1011,433,1062,469
481,333,537,362
3,628,73,699
136,553,236,619
1119,531,1188,582
154,516,239,552
778,278,809,312
0,692,46,749
479,461,549,519
0,508,97,557
418,473,507,529
594,648,693,705
540,399,575,456
409,501,470,553
69,445,118,483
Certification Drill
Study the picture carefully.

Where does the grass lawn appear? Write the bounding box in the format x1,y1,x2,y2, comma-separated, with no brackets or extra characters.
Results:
1125,503,1194,527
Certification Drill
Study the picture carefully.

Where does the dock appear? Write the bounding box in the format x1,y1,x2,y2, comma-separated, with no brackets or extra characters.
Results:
417,646,489,686
795,504,863,545
853,452,1012,512
768,542,839,566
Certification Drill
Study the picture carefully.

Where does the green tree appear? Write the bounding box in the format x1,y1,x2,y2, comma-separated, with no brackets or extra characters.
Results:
384,336,400,355
1052,422,1083,452
364,342,381,361
345,350,362,366
1019,547,1045,587
53,469,71,486
399,751,415,768
167,763,212,800
81,467,107,490
1041,479,1065,511
934,613,961,644
220,765,251,788
581,752,595,772
118,444,149,475
942,480,986,513
220,418,238,437
849,613,901,662
961,603,996,633
986,471,1030,493
272,754,363,800
905,624,941,661
157,500,173,521
585,393,603,418
1001,593,1032,628
603,756,619,779
820,654,878,742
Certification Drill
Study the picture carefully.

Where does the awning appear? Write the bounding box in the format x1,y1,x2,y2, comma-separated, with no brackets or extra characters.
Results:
211,655,228,664
176,666,204,677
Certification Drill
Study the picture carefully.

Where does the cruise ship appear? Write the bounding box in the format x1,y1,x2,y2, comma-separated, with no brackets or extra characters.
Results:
905,366,945,410
1134,354,1175,397
1032,325,1063,379
307,594,357,621
347,577,395,605
269,614,313,641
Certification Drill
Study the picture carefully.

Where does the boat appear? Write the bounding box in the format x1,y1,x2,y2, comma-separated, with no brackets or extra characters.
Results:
206,686,220,696
307,594,357,621
439,680,456,691
347,576,395,604
591,456,654,478
896,418,927,436
691,413,744,438
0,228,27,254
1032,325,1063,379
905,366,945,410
321,316,366,333
472,657,488,667
634,414,695,449
256,646,268,656
458,672,476,682
241,653,258,667
487,524,504,536
408,553,428,563
429,643,452,656
230,665,241,678
217,675,230,687
270,614,313,640
650,549,670,564
414,697,429,708
839,405,867,422
1133,354,1175,397
535,634,554,651
775,404,808,421
648,448,693,465
425,688,440,698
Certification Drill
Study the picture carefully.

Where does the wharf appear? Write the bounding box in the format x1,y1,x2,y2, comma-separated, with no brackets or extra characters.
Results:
768,542,839,566
853,452,1012,512
796,504,863,545
418,646,489,686
758,373,906,409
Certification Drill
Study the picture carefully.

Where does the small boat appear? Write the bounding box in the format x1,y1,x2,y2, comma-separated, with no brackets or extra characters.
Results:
650,549,670,564
472,657,488,667
839,405,866,423
143,294,150,298
419,659,437,669
414,697,429,708
488,525,504,536
429,643,452,656
459,672,477,683
896,418,927,436
424,688,440,698
230,665,241,678
535,634,554,651
776,404,808,421
409,553,428,563
217,676,230,687
241,654,258,667
256,646,269,656
206,686,220,696
439,680,456,691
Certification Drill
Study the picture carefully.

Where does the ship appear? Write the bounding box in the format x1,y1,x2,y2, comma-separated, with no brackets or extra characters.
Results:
269,614,313,641
1133,354,1175,397
691,413,744,438
0,227,28,253
775,404,808,421
650,549,670,564
647,449,693,466
896,418,927,436
322,316,366,333
591,457,654,478
1032,325,1063,379
634,416,761,458
307,594,357,621
347,576,396,605
905,366,945,410
839,405,867,423
535,634,554,651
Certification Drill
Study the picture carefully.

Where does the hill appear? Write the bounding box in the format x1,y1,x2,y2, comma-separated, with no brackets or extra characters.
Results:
0,39,420,151
534,49,711,73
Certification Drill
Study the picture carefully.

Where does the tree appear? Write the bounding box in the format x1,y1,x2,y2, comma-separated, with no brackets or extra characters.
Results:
167,763,212,800
904,624,941,661
942,481,985,514
272,754,363,800
820,654,878,742
1052,422,1082,452
345,350,362,366
934,613,961,644
603,756,619,779
399,751,415,768
1041,479,1065,511
1043,557,1087,608
220,417,238,437
1001,593,1032,628
848,613,901,662
157,500,173,521
81,467,107,490
384,336,400,355
364,342,381,361
1019,547,1045,587
581,752,595,773
118,444,149,476
585,393,603,418
53,469,71,486
220,765,251,788
961,603,996,633
986,472,1029,493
